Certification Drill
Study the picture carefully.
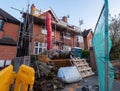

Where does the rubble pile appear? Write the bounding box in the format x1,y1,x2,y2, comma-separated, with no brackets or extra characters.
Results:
31,61,64,91
48,49,70,59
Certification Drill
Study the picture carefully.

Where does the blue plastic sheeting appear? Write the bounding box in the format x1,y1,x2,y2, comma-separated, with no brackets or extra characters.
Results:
57,66,82,83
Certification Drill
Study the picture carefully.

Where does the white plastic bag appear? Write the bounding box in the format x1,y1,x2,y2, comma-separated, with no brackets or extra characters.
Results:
57,66,82,83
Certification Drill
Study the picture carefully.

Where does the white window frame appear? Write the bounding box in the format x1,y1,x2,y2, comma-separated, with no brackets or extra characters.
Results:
42,28,47,34
34,41,47,55
42,27,54,36
62,45,71,51
76,35,83,42
0,60,4,67
64,32,71,39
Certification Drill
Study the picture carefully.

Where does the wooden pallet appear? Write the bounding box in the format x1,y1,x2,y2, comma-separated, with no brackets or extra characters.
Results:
70,58,94,78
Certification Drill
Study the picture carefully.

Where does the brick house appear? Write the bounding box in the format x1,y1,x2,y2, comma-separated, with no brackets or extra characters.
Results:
82,29,97,70
0,8,20,66
17,4,84,56
82,29,93,50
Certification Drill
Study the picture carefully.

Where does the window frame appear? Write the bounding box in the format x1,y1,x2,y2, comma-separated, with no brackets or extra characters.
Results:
64,32,71,39
42,26,55,36
34,41,47,55
0,19,4,31
76,35,83,42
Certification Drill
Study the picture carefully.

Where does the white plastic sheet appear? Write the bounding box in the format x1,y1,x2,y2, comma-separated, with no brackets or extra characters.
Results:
57,66,82,83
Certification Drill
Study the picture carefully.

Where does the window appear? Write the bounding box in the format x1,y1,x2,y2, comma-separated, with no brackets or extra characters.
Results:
76,35,83,42
42,28,47,34
64,32,71,39
0,19,4,30
62,45,71,51
34,41,47,55
42,26,54,36
0,60,4,67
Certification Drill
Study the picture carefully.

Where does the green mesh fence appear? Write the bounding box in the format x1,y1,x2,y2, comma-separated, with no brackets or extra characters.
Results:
92,1,114,91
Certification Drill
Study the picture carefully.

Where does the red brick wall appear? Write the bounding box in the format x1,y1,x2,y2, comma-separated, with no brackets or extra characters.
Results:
54,30,60,40
83,37,88,50
84,31,93,50
40,11,56,21
90,48,97,71
3,22,19,42
31,24,62,54
73,35,76,47
0,22,19,61
0,45,16,60
30,23,81,54
31,24,42,54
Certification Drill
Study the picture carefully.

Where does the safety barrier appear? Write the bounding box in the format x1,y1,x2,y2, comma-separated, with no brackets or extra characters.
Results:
0,64,35,91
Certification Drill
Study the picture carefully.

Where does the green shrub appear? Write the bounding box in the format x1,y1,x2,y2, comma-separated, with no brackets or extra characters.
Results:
82,50,90,62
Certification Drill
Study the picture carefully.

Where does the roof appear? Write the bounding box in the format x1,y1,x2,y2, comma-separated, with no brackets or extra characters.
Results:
0,8,20,24
0,36,17,46
82,29,92,37
40,8,59,22
23,13,81,35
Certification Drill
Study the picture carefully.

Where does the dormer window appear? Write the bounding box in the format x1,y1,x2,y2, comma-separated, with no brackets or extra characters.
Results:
0,19,4,31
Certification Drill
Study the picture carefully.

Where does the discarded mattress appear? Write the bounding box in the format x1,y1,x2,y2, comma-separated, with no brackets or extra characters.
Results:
57,66,82,83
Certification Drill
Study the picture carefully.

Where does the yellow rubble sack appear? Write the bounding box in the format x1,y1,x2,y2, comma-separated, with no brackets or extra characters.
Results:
0,65,14,91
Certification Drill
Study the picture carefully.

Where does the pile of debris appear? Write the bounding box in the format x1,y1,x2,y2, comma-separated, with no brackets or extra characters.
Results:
31,60,64,91
48,49,70,59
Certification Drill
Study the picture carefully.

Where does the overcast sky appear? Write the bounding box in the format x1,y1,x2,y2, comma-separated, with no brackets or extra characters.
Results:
0,0,120,31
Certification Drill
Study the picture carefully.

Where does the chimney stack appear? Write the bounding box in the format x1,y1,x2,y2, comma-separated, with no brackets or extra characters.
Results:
31,4,35,15
62,16,67,23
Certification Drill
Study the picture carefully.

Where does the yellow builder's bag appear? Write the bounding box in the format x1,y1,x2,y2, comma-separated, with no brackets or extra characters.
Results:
0,64,35,91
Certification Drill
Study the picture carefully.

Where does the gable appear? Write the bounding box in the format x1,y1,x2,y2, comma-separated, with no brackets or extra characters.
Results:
40,10,58,22
0,8,20,24
31,4,58,22
88,30,93,36
82,29,93,37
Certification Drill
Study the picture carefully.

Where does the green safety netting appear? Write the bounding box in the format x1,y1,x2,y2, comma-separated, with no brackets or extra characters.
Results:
92,0,114,91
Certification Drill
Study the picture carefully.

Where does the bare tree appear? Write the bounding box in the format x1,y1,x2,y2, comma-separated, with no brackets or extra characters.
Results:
109,14,120,60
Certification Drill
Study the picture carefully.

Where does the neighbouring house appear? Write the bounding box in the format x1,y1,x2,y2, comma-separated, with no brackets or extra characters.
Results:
0,8,20,67
17,4,84,56
82,29,93,50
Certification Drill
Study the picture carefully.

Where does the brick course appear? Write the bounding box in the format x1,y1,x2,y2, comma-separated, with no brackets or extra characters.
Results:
3,22,19,42
0,21,19,60
0,45,16,60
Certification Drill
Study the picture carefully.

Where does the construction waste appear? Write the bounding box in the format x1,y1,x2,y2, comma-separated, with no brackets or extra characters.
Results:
57,66,82,83
70,58,94,78
30,49,94,91
31,61,64,91
48,49,70,59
